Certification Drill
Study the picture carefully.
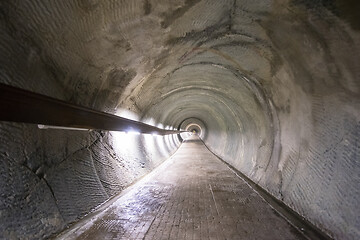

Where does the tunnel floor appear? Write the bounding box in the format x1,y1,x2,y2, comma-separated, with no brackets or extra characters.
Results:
57,135,305,240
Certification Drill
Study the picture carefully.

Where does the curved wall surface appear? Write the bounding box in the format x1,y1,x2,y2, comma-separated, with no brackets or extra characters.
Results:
0,0,359,239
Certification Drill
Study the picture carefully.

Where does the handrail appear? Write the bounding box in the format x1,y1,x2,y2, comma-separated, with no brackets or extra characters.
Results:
0,83,185,135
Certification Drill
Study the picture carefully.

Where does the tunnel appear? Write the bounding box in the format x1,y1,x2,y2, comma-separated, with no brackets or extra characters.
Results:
0,0,359,239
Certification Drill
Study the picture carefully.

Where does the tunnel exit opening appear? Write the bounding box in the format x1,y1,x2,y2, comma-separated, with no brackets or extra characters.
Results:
191,129,198,134
186,123,202,136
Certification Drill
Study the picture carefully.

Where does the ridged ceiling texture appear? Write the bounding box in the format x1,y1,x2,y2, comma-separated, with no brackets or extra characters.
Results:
0,0,359,239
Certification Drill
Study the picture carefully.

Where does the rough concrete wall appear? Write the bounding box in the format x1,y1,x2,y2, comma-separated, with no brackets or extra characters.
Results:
0,122,180,239
0,1,181,238
125,1,360,239
257,6,360,239
0,0,359,239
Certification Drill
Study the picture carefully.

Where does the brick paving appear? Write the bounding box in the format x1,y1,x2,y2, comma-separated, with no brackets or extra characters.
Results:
58,135,304,240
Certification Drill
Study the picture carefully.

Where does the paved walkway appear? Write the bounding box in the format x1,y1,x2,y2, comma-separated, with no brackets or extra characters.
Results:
57,135,304,240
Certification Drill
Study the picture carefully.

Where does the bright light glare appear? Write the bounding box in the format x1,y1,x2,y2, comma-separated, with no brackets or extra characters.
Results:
112,131,133,152
143,117,156,126
127,130,141,135
116,108,140,121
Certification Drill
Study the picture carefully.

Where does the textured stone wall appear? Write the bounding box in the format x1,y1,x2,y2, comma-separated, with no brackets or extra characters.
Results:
122,1,360,239
0,0,359,239
0,122,180,239
0,1,181,238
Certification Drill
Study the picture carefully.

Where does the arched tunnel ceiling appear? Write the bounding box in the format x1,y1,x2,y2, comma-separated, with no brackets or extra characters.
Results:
0,0,360,239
